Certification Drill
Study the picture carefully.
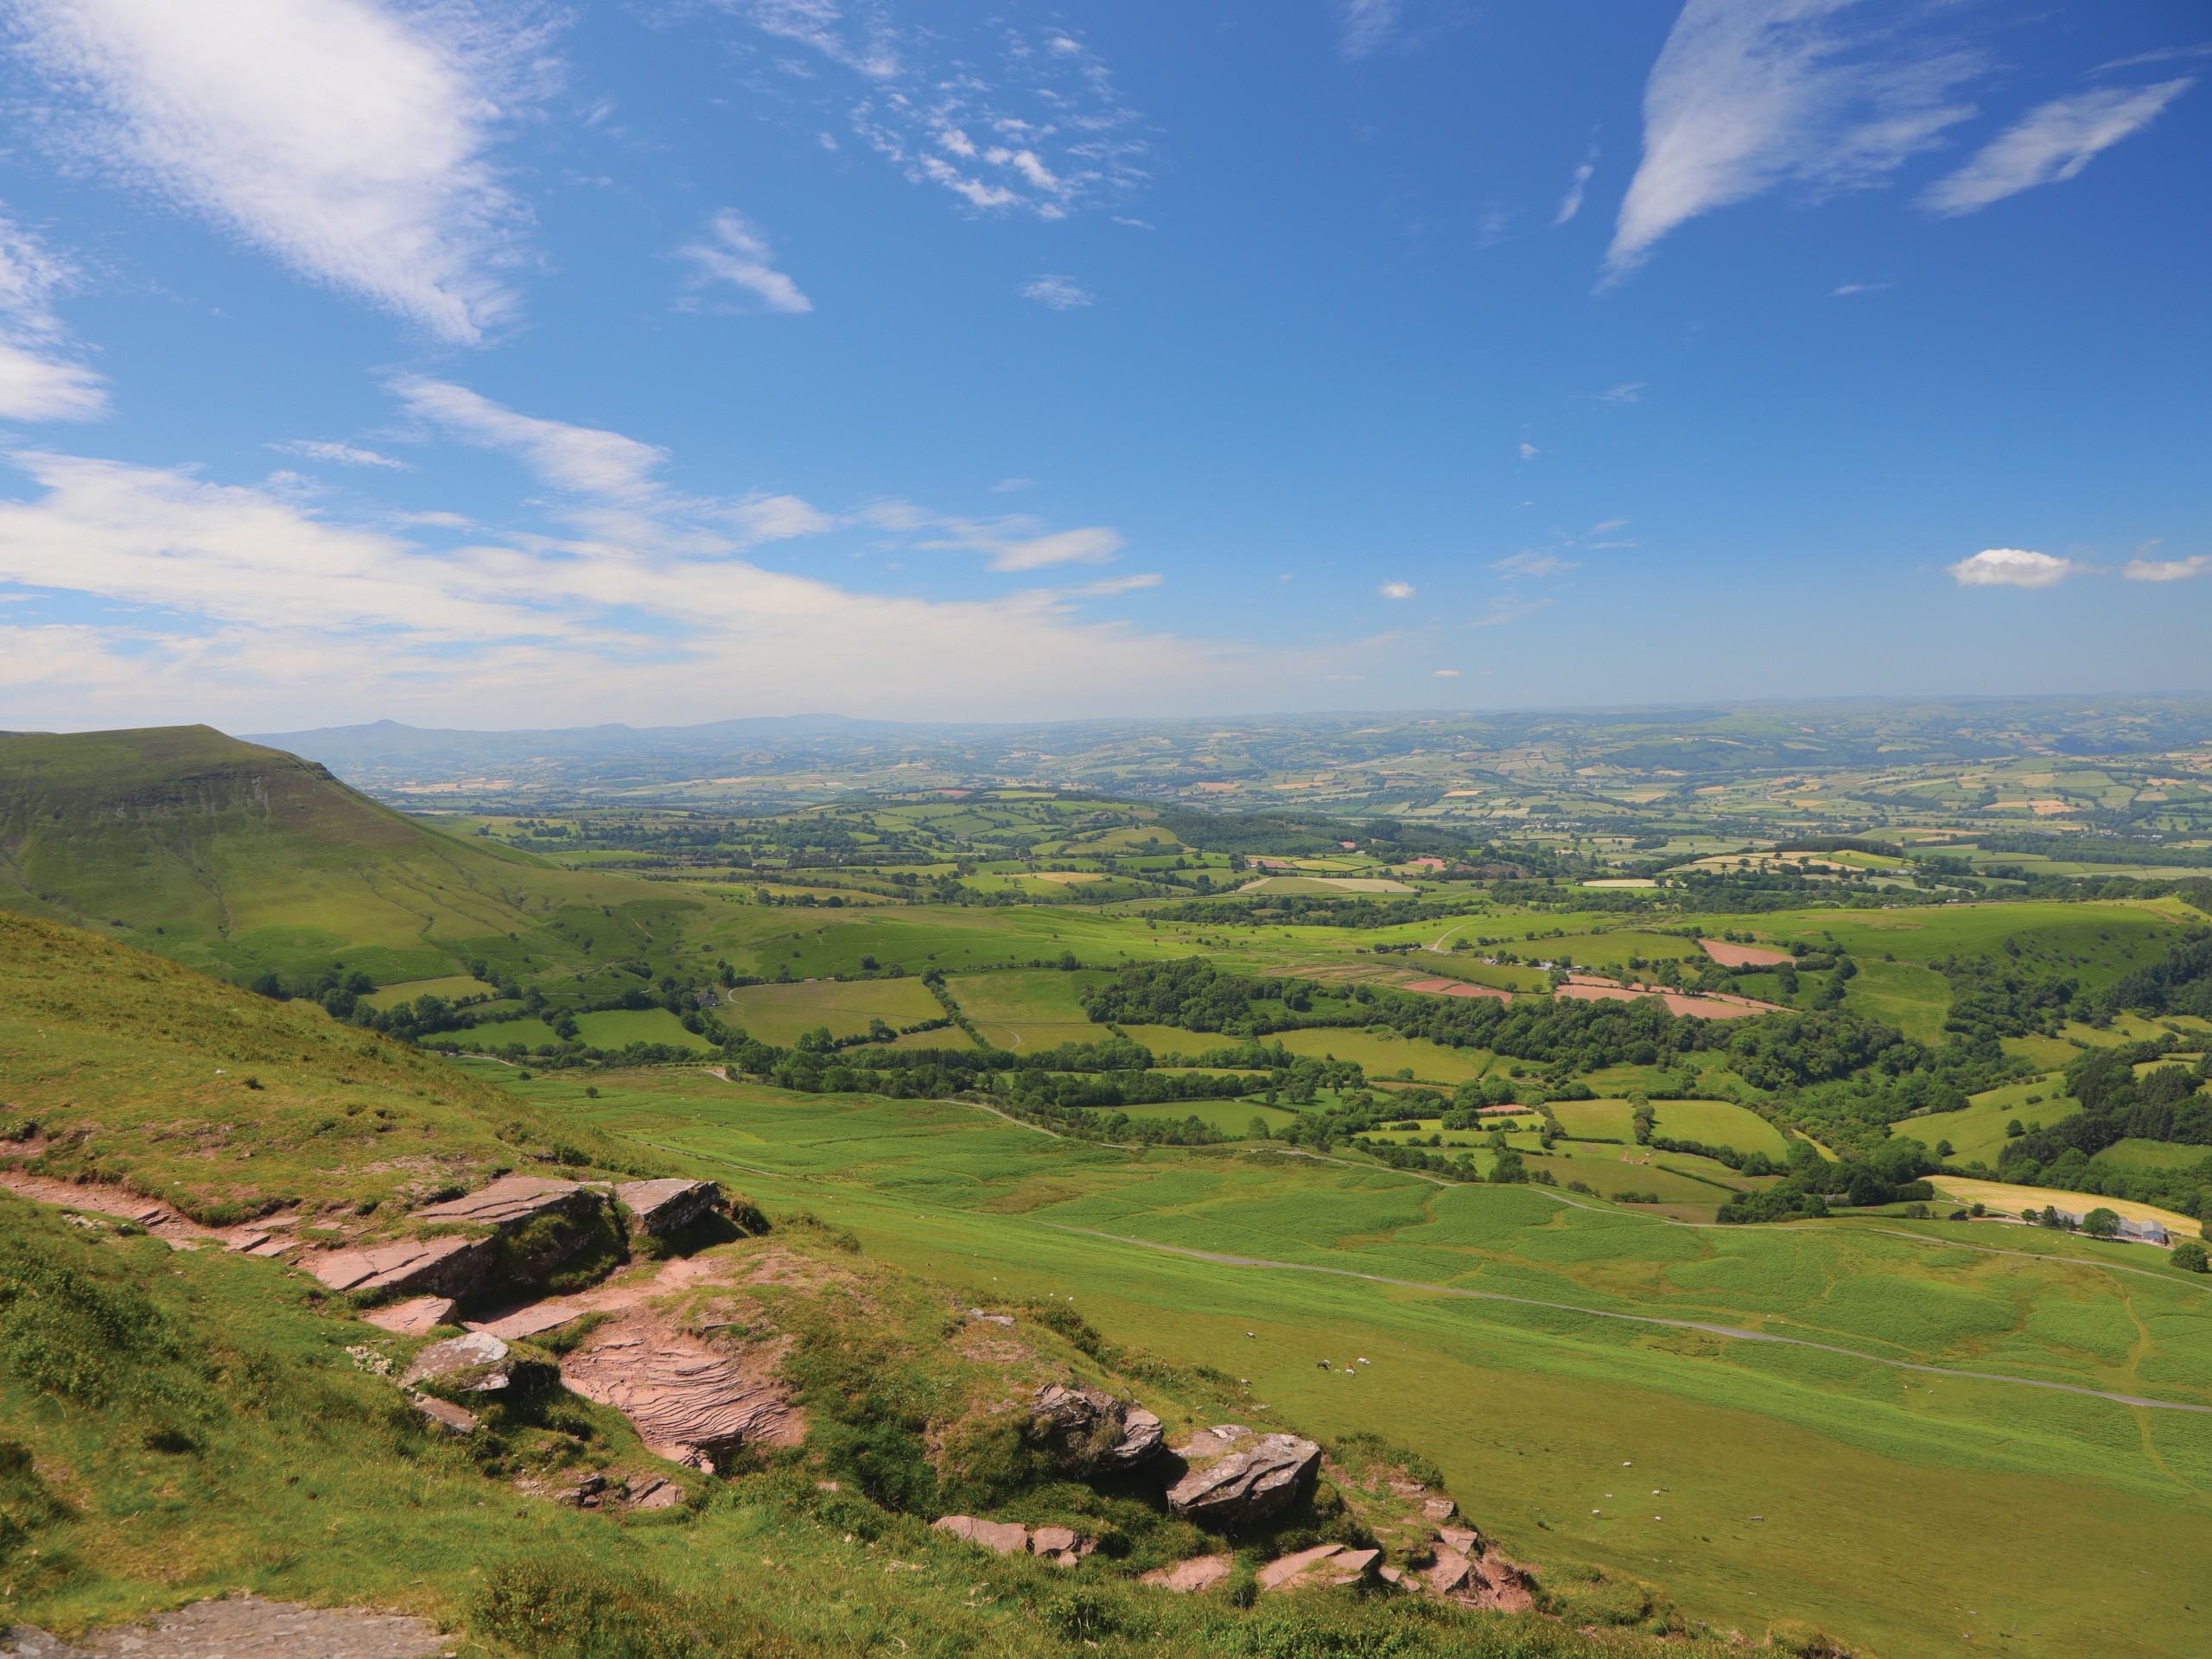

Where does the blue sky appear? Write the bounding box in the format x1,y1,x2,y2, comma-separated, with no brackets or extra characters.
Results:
0,0,2203,729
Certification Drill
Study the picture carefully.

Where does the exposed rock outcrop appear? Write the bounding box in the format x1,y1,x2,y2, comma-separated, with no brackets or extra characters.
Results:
400,1332,515,1394
557,1306,799,1472
931,1515,1030,1555
1166,1426,1321,1525
1028,1383,1164,1471
615,1178,721,1236
309,1175,611,1299
1141,1554,1235,1593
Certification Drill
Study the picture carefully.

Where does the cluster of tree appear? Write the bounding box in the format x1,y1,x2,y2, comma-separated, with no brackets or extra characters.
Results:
1980,1044,2212,1217
1935,954,2080,1041
1715,1138,1936,1223
1962,834,2212,868
2103,930,2212,1018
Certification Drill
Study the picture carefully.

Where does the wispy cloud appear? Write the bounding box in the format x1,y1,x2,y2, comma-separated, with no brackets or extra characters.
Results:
715,5,1145,220
1492,551,1575,579
1554,143,1599,226
1020,275,1092,309
915,518,1125,573
1597,382,1644,404
1378,580,1415,599
1517,442,1541,460
1948,547,2081,588
1470,594,1548,628
1076,571,1162,595
678,210,813,314
1921,79,2194,216
7,0,553,343
389,377,669,500
1337,0,1403,60
2124,553,2211,582
270,440,410,470
1607,0,1980,278
1433,667,1460,677
1830,281,1891,296
0,213,105,421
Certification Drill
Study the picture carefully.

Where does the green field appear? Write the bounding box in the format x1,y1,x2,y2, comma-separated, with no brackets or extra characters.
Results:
1649,1100,1789,1157
721,976,946,1045
1265,1026,1494,1083
486,1060,2212,1659
2094,1138,2212,1173
466,1013,566,1049
1553,1099,1639,1141
361,973,499,1010
570,1007,717,1051
947,968,1121,1049
1923,1077,2076,1166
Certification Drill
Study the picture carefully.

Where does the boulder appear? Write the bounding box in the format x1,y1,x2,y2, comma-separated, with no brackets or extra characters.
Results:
1421,1496,1458,1522
615,1178,721,1236
409,1394,479,1436
1166,1431,1321,1526
1141,1554,1235,1593
1426,1545,1472,1596
400,1332,513,1394
1437,1524,1482,1557
1257,1544,1341,1592
1031,1383,1154,1471
626,1476,684,1511
1104,1407,1164,1467
1328,1548,1381,1586
363,1296,455,1336
931,1515,1030,1555
1030,1525,1079,1556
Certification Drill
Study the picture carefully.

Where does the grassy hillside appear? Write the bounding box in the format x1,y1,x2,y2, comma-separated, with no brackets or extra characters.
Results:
530,1062,2212,1659
0,726,697,986
0,912,648,1222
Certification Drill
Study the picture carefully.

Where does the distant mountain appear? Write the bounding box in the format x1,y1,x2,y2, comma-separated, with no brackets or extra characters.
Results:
0,725,684,985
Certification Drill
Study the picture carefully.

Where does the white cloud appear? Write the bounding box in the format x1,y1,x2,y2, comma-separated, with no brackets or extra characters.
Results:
1337,0,1402,60
989,478,1035,493
0,214,105,420
269,439,409,469
1607,0,1980,277
1378,580,1416,599
1830,281,1890,296
2123,554,2211,583
1433,668,1460,677
1470,594,1548,628
1554,145,1598,226
1920,79,2194,217
677,210,813,314
8,0,546,343
1076,572,1162,596
1948,547,2080,588
1588,518,1629,533
1597,382,1644,404
0,447,1276,726
1518,442,1541,460
724,493,832,543
1492,551,1575,579
977,526,1123,573
390,377,668,500
1020,275,1092,310
717,5,1144,221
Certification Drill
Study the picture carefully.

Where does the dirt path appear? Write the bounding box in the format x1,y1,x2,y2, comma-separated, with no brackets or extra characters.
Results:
5,1597,448,1658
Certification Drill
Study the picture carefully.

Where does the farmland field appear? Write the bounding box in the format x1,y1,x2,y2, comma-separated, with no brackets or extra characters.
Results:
1552,1098,1639,1141
1264,1025,1494,1082
569,1007,716,1051
721,976,945,1045
1649,1099,1790,1157
469,1058,2212,1659
359,973,498,1009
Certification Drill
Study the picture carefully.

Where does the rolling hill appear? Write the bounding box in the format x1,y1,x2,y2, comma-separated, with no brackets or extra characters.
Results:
0,725,697,987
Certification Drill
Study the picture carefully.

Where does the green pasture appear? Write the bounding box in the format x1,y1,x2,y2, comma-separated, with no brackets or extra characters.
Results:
2094,1138,2212,1173
1553,1099,1639,1141
1265,1025,1493,1083
721,976,944,1045
1916,1077,2074,1166
570,1007,715,1051
360,973,498,1010
466,1014,564,1049
462,1056,2212,1659
948,968,1121,1049
1649,1100,1789,1158
1113,1098,1300,1135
